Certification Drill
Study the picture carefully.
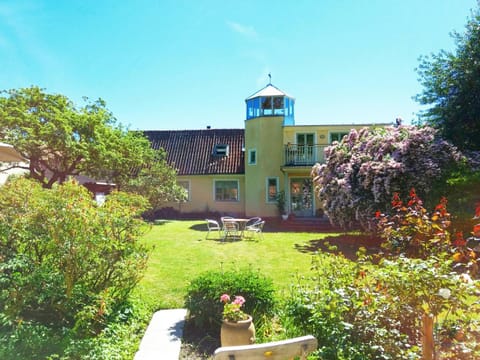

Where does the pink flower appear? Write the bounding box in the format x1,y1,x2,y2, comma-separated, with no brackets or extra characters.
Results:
220,293,248,322
233,295,245,305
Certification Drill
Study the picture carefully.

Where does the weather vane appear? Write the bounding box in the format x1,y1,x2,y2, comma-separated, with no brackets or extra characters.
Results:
268,73,272,84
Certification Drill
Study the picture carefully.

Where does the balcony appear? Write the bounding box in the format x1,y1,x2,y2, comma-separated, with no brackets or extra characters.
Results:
284,144,327,166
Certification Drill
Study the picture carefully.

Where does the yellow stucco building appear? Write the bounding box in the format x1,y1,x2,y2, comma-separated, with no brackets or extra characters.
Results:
146,83,388,219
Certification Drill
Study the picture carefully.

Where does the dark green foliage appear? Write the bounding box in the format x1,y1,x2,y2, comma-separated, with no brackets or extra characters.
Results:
184,267,276,333
415,6,480,151
0,297,153,359
434,161,480,232
0,177,150,335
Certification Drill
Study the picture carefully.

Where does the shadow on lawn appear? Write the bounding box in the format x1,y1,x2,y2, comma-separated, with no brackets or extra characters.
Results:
190,223,207,231
295,234,383,261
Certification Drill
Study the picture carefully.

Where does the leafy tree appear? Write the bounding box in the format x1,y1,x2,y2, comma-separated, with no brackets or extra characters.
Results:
0,86,185,208
311,125,464,230
121,150,187,212
0,177,149,333
415,6,480,151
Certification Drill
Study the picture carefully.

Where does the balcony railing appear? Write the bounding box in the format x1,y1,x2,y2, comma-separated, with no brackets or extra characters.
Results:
284,144,327,166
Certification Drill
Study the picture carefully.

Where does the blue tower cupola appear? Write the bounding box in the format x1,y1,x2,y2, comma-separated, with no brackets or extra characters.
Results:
245,82,295,125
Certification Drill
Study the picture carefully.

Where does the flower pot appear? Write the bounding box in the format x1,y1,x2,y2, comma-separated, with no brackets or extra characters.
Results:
281,214,289,221
220,315,255,346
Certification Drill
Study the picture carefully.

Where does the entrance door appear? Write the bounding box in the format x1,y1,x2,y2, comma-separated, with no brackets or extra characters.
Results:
290,178,313,217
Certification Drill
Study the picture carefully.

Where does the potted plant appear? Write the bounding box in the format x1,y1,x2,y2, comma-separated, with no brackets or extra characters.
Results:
276,191,289,220
219,294,255,346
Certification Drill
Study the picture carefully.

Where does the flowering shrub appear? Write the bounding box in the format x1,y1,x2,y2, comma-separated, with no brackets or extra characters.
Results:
450,201,480,277
311,125,464,230
220,294,249,322
375,188,452,258
377,190,480,277
284,250,480,359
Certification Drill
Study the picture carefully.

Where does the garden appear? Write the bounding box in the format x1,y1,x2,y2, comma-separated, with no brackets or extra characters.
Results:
1,7,480,358
0,126,480,359
0,124,479,359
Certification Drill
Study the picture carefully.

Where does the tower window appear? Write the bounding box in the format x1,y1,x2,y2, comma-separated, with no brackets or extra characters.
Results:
248,149,256,165
213,144,229,156
266,177,279,203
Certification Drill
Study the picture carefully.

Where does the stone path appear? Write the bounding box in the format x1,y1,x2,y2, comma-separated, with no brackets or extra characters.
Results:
134,309,187,360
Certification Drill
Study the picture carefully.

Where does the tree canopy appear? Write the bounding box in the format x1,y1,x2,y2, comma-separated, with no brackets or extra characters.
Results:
0,86,185,207
415,6,480,151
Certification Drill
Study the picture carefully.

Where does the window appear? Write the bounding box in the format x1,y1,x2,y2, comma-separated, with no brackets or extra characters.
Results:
330,132,349,143
248,149,256,165
177,180,190,201
266,177,279,202
215,180,239,201
297,133,314,146
213,144,229,156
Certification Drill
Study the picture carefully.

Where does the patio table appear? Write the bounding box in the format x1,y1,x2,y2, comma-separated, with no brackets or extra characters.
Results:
222,218,251,239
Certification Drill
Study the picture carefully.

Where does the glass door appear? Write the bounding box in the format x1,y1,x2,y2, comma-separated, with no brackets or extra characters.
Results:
296,133,315,164
290,178,313,217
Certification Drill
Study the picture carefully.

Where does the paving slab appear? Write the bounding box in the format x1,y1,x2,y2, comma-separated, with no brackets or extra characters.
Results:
134,309,187,360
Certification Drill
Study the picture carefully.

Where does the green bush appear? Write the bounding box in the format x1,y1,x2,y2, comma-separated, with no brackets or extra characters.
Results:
0,178,150,335
0,297,153,360
184,267,276,333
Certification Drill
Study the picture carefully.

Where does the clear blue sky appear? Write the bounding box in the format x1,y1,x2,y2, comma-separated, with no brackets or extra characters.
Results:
0,0,477,130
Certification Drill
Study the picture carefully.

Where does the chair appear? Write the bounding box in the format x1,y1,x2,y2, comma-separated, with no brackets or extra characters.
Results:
245,217,261,227
213,335,317,360
221,216,234,227
206,219,222,239
245,220,265,240
223,220,240,240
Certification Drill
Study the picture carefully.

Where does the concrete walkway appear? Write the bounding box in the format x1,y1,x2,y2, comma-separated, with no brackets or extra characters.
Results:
134,309,187,360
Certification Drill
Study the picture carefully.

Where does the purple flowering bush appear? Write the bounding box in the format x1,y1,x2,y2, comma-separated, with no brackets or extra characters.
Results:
311,125,464,230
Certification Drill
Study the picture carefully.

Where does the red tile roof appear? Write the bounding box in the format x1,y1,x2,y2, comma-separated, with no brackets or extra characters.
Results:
144,129,245,175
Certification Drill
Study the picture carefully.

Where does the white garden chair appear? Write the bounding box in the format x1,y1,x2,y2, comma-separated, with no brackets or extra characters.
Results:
244,220,265,240
223,220,240,240
213,335,318,360
205,219,222,239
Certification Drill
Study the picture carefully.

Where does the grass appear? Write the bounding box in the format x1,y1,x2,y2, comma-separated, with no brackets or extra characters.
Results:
132,220,346,309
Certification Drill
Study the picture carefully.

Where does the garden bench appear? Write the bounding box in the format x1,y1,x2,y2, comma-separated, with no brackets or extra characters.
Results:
213,335,318,360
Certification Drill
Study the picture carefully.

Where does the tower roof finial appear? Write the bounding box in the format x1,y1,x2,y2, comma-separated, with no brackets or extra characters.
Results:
268,73,272,85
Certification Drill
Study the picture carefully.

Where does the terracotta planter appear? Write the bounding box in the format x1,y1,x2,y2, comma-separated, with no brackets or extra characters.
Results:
220,315,255,346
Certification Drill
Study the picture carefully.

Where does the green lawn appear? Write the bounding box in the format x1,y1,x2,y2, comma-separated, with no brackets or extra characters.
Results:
133,220,343,309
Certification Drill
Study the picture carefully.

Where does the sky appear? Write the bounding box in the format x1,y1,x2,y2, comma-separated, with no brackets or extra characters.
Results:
0,0,478,131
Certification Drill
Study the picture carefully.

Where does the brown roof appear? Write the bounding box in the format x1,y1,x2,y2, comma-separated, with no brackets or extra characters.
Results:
143,129,245,175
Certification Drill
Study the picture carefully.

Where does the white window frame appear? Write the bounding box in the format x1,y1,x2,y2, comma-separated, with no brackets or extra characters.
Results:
213,144,229,156
177,180,190,202
266,177,279,203
296,132,315,146
329,131,349,144
248,148,257,165
214,179,240,202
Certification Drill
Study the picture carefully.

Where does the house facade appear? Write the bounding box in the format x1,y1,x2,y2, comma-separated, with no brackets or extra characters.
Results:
146,83,388,218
